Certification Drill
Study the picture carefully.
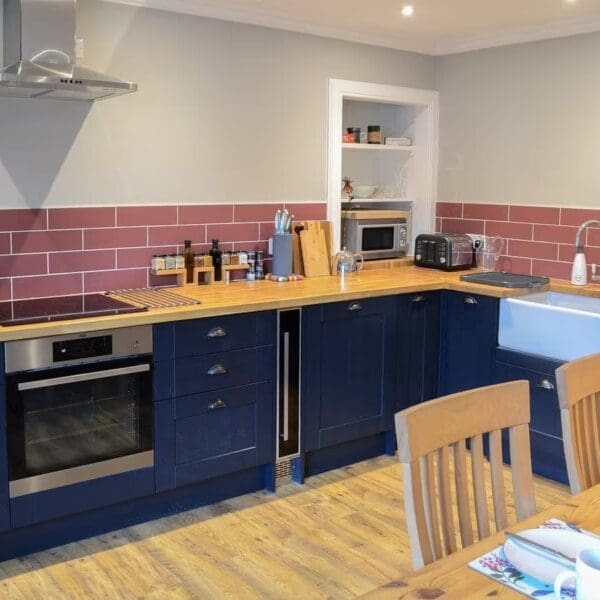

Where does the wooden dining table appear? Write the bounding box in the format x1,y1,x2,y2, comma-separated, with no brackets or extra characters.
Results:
361,483,600,598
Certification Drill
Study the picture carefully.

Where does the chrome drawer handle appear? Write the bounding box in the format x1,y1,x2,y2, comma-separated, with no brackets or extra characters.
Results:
208,399,227,410
207,326,227,339
464,296,478,305
207,364,228,376
537,379,555,390
347,302,362,312
412,295,425,303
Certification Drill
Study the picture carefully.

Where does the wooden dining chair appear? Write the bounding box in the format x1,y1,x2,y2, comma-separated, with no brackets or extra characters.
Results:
556,353,600,495
395,380,537,569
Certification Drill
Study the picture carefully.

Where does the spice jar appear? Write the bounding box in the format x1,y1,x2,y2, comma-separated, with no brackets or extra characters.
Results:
346,127,361,143
151,255,165,271
239,250,248,265
175,254,185,269
230,251,240,265
222,251,231,266
165,254,176,270
367,125,382,144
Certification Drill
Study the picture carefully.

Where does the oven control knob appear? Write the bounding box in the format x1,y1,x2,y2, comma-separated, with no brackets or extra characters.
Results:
440,257,447,264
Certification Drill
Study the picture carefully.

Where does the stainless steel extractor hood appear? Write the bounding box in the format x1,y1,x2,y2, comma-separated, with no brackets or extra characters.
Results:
0,0,137,101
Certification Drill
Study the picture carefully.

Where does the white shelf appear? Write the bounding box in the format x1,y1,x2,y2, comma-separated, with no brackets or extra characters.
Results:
342,143,413,153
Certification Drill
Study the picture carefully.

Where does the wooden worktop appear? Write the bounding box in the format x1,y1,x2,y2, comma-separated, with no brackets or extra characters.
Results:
1,265,599,342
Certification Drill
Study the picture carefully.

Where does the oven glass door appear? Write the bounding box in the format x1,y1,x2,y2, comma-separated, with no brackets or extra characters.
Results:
7,357,153,493
360,224,398,252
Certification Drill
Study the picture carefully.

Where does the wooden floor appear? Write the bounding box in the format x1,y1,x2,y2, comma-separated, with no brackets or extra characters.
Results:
0,456,568,599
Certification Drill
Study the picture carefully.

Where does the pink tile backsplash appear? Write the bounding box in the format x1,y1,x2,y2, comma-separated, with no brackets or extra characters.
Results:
84,227,147,250
0,203,327,300
48,207,115,230
0,254,47,278
13,274,82,300
117,206,178,227
463,203,509,221
0,209,47,232
12,230,82,254
437,202,600,281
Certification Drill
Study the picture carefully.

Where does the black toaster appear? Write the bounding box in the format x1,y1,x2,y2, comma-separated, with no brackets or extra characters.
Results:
414,233,474,271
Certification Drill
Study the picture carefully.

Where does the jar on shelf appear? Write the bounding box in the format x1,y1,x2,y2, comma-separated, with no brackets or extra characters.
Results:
238,250,248,265
151,255,165,271
222,251,231,266
367,125,382,144
165,254,176,270
175,254,185,269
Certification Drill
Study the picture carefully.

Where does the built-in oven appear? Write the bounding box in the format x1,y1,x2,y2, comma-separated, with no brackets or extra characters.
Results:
5,326,153,498
342,209,410,260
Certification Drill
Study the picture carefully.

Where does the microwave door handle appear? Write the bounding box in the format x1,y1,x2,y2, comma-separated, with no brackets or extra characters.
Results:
17,364,151,392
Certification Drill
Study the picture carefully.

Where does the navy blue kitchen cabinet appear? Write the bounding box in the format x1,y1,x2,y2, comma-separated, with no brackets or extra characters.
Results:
493,348,568,484
153,312,276,491
0,344,9,532
302,297,398,452
397,292,441,410
438,291,499,396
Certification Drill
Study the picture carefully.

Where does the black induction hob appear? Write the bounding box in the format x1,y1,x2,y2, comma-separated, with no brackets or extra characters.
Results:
0,294,147,326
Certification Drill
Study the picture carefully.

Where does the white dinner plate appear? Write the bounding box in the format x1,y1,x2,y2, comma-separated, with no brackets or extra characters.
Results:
503,528,600,585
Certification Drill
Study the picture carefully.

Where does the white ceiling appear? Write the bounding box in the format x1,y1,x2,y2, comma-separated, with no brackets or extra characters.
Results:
107,0,600,55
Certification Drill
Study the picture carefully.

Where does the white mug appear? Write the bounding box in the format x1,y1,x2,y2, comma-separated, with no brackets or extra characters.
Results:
554,548,600,599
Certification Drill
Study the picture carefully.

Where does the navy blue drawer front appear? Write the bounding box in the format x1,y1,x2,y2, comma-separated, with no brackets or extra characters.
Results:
174,382,274,486
530,431,568,485
320,296,393,321
173,312,275,357
493,360,562,438
173,347,273,397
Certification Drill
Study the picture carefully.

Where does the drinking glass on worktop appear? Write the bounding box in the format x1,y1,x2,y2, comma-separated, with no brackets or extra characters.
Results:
475,235,503,271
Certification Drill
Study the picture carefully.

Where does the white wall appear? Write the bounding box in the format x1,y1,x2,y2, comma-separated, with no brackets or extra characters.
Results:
0,0,436,208
437,32,600,207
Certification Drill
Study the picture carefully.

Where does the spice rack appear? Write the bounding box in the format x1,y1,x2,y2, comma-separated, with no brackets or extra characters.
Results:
151,267,215,286
221,264,249,283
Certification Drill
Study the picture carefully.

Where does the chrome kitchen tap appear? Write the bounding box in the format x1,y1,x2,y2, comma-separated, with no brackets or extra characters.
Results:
571,220,600,285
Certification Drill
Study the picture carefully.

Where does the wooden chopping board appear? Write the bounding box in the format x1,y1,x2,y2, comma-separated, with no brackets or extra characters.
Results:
294,220,333,276
300,222,331,277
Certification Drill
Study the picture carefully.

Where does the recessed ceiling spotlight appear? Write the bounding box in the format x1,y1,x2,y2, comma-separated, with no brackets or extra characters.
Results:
401,5,415,17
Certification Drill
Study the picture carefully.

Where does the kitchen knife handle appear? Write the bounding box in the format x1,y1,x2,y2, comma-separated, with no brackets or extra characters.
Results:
207,364,228,376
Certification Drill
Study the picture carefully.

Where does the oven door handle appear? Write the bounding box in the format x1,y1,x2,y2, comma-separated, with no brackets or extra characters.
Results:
17,364,151,392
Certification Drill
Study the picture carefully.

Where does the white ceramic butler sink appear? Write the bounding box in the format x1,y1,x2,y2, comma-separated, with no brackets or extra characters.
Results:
499,292,600,361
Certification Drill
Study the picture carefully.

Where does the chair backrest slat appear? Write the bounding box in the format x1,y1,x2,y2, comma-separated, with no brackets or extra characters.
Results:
437,445,457,555
396,380,537,569
470,434,490,540
509,423,536,521
423,453,443,560
453,439,474,548
557,354,600,494
488,429,508,531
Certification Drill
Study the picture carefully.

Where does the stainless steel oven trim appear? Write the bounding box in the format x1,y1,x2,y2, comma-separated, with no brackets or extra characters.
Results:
17,363,151,391
5,325,153,373
9,450,154,498
276,308,302,462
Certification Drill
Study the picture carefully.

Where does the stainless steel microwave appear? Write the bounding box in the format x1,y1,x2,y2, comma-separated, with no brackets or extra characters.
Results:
341,209,410,260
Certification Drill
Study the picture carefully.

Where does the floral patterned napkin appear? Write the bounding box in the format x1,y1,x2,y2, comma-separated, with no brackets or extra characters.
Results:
469,519,578,598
